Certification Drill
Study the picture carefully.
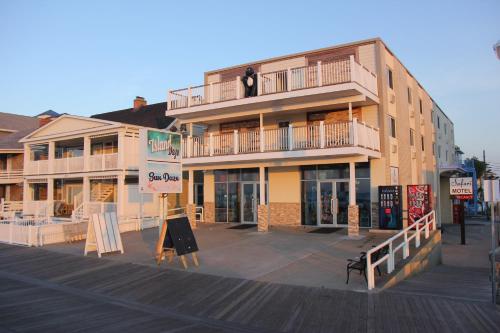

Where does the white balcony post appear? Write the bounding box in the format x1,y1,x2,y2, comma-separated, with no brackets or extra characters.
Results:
188,169,194,205
236,76,241,99
349,55,356,82
319,121,325,148
257,72,262,96
209,83,213,103
233,130,238,154
317,61,322,87
352,118,358,146
167,90,172,110
348,102,353,121
259,113,264,152
118,131,125,170
117,174,125,217
48,141,55,174
388,242,395,272
84,136,91,171
22,179,29,214
209,133,214,156
23,144,30,176
287,68,292,91
288,124,294,150
187,86,192,107
416,222,421,247
47,177,54,218
187,136,192,158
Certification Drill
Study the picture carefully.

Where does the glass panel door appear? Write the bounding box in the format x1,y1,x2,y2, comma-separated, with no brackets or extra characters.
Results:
318,182,334,225
241,182,257,223
335,181,350,225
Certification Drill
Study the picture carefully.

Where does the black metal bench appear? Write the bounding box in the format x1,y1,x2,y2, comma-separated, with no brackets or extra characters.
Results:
346,245,389,285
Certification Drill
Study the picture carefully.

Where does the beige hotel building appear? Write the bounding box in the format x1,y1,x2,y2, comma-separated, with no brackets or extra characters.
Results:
168,38,448,235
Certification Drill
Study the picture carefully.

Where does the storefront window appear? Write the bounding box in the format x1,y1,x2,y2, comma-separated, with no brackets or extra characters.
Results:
301,181,317,225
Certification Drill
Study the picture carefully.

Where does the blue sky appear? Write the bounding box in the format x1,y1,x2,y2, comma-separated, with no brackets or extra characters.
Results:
1,0,499,164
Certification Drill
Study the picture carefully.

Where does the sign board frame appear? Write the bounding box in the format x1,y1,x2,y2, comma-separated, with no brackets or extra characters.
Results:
450,177,473,197
84,212,124,257
139,128,182,194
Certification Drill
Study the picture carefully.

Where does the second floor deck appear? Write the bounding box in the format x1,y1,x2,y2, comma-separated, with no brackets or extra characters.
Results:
182,119,380,165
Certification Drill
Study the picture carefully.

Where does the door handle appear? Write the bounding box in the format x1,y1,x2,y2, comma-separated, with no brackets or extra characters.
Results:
331,198,338,214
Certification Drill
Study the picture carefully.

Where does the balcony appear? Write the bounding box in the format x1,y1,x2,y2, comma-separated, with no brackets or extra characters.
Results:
182,120,380,165
89,153,118,171
0,169,23,183
54,156,85,173
168,56,378,119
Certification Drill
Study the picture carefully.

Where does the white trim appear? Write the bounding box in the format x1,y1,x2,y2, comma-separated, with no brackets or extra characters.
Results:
167,82,379,120
183,147,381,166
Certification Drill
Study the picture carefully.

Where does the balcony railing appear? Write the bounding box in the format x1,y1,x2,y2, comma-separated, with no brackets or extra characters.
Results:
54,156,84,173
169,55,378,110
0,169,23,180
181,120,380,159
89,153,118,171
26,160,49,175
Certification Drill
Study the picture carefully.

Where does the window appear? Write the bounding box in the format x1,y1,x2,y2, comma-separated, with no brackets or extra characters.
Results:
390,167,399,185
431,110,434,123
410,129,415,146
444,123,447,135
407,87,412,104
421,136,425,151
438,145,441,158
419,99,423,114
278,121,290,128
437,116,440,129
446,150,448,161
387,67,394,89
389,116,396,138
432,143,435,156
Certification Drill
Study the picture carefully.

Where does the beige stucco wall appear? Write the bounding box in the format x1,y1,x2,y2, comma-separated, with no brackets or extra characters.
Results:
268,166,301,203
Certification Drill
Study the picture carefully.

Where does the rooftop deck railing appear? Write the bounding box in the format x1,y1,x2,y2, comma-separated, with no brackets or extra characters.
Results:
169,55,378,110
181,119,380,159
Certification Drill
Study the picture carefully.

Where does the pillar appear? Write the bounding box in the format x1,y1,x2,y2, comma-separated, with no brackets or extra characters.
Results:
22,179,29,214
83,176,90,217
47,177,54,218
83,136,91,171
48,141,55,173
258,165,268,232
117,174,125,218
348,161,359,236
348,102,353,121
117,132,125,170
186,169,197,229
203,170,215,223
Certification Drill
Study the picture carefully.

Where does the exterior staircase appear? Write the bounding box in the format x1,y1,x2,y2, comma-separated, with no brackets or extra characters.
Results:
71,183,115,223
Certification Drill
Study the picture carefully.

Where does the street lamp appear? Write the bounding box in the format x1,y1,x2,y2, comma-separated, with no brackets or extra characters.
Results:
494,41,500,60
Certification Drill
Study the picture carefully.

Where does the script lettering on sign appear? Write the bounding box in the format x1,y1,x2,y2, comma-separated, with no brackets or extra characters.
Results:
450,177,473,196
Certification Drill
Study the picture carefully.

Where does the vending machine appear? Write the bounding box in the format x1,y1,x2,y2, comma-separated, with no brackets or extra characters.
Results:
378,186,403,230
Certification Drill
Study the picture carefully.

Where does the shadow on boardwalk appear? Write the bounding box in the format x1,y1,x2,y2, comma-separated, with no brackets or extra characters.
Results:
0,221,498,332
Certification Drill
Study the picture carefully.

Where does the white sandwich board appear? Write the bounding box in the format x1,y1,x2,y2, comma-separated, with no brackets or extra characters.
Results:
84,212,124,257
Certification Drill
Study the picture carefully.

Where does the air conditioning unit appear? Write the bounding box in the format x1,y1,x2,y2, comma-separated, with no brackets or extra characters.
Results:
409,110,415,118
411,150,416,159
392,144,397,153
389,93,396,104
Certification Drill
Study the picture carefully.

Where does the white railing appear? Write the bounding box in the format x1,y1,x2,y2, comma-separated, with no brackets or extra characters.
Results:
0,217,49,246
181,120,379,159
366,210,437,290
0,199,23,218
23,200,50,218
54,156,84,173
89,153,118,171
239,130,260,153
0,169,23,180
25,160,49,174
264,127,289,151
169,55,378,110
85,202,117,216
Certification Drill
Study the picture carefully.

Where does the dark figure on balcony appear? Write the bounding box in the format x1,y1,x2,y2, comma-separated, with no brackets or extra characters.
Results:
242,67,258,97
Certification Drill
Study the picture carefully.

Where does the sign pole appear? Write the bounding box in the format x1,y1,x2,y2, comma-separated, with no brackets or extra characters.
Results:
491,200,497,305
460,200,465,245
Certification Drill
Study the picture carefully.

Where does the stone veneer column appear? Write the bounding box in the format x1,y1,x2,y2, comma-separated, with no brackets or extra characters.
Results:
203,202,215,223
186,203,197,229
348,205,360,236
257,204,269,232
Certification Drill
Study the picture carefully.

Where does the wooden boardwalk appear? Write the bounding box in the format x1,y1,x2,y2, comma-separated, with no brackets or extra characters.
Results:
0,243,499,333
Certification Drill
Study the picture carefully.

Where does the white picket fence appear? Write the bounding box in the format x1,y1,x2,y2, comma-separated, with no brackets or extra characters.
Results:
366,210,436,290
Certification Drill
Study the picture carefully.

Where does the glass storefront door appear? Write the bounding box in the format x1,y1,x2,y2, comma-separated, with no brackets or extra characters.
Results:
241,182,258,224
317,180,349,227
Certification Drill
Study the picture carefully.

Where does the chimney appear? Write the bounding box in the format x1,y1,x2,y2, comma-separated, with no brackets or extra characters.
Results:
133,96,147,110
38,115,53,127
